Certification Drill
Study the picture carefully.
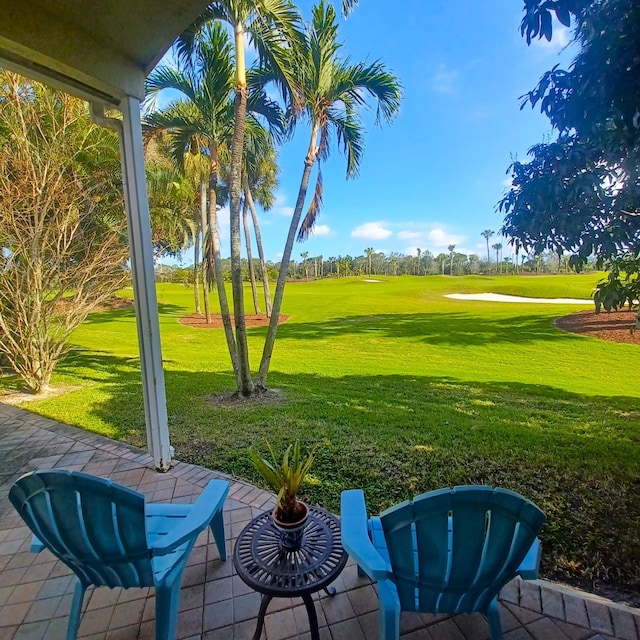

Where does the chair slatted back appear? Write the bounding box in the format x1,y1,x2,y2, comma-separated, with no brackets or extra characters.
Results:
379,486,545,614
9,470,155,588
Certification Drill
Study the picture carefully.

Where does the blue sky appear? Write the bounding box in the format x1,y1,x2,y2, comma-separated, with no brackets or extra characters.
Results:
163,0,574,265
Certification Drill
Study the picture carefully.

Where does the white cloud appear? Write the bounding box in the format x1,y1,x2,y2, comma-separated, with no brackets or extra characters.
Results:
425,227,465,248
272,192,294,217
431,64,458,95
394,223,467,254
397,230,421,240
351,221,393,240
310,224,332,237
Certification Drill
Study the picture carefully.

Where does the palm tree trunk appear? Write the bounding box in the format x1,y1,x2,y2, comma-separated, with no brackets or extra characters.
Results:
243,195,261,314
208,142,241,387
257,122,319,389
244,179,272,317
200,178,211,323
193,209,201,315
229,21,253,396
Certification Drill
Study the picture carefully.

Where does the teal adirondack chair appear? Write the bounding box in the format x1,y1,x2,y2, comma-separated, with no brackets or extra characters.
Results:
9,469,229,640
341,486,545,640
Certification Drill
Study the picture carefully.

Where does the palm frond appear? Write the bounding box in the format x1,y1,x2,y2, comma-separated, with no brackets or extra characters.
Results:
342,0,359,17
248,0,305,111
332,59,402,124
329,106,364,178
145,65,197,102
246,86,286,142
297,166,323,241
175,4,230,66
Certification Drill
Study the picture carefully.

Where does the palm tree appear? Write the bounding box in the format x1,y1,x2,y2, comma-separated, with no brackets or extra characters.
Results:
448,244,456,275
481,229,494,268
181,149,210,315
416,247,422,275
300,251,309,279
365,247,374,276
492,242,502,273
241,121,279,317
242,197,261,313
150,19,285,393
256,1,401,388
391,256,399,276
145,135,198,266
178,1,303,397
146,23,242,383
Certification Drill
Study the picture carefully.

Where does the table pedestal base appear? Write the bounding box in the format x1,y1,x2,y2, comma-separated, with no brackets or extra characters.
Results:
252,588,336,640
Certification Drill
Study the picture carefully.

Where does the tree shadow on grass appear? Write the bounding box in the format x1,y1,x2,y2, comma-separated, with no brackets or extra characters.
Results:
82,302,185,325
37,351,640,588
262,312,584,346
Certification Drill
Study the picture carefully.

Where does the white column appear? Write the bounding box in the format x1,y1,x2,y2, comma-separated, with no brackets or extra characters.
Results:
118,95,172,471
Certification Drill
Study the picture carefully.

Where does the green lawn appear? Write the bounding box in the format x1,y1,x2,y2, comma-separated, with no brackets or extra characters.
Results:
5,274,640,591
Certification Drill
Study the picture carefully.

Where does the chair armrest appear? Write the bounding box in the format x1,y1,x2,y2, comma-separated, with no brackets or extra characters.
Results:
150,480,229,556
341,489,392,581
517,537,541,580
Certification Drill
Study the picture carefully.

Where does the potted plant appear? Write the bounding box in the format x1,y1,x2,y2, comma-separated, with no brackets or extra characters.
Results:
249,440,317,549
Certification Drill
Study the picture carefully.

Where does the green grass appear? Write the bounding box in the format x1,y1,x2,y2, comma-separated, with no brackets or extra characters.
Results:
4,274,640,590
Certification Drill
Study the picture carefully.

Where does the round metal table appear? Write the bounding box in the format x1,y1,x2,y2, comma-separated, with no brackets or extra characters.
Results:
233,506,347,640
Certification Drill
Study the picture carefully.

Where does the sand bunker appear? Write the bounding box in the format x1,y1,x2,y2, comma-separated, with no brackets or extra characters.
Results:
445,293,591,304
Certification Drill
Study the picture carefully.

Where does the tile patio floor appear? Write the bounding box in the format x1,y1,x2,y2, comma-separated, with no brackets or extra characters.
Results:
0,403,638,640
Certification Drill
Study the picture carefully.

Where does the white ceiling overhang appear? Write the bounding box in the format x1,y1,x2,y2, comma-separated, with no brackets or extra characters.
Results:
0,0,211,104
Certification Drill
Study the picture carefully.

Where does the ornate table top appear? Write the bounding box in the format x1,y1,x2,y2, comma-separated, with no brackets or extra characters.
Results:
233,506,347,597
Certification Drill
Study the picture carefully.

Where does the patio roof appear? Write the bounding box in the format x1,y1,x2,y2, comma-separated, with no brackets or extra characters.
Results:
0,0,211,103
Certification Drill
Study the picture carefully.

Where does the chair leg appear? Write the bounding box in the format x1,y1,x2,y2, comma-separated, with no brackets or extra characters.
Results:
210,510,226,561
66,579,86,640
379,603,400,640
486,598,504,640
155,578,182,640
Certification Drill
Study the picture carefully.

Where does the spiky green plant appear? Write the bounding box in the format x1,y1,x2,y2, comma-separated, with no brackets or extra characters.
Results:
250,440,317,519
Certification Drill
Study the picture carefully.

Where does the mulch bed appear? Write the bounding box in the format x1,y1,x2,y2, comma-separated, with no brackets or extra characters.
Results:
178,313,289,329
555,309,639,345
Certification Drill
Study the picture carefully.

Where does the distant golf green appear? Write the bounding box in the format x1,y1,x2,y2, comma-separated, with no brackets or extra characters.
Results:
5,274,640,591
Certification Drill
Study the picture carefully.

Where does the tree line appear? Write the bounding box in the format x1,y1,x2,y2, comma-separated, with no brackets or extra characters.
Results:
157,246,590,286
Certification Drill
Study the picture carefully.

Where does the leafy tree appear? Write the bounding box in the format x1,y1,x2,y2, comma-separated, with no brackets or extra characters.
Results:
0,73,128,392
593,255,640,320
256,1,401,388
500,0,640,274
